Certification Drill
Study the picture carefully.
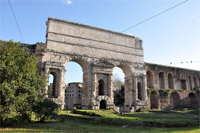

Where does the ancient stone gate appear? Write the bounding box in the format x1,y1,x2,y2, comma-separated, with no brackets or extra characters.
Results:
36,17,148,111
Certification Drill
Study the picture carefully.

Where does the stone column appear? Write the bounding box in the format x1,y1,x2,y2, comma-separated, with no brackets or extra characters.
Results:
108,74,114,106
58,67,65,109
142,75,147,101
124,75,132,110
91,72,97,106
82,70,90,108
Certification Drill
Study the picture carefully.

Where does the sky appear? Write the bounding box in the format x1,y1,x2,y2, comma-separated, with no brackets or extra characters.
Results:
1,0,199,84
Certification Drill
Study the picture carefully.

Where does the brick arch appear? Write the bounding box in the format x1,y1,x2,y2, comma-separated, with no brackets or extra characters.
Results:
170,92,181,109
188,93,197,109
150,90,159,109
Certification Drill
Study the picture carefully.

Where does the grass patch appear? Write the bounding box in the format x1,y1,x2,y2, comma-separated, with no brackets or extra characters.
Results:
1,109,200,132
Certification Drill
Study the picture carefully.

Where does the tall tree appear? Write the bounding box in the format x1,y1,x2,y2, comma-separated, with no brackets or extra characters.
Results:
0,41,46,125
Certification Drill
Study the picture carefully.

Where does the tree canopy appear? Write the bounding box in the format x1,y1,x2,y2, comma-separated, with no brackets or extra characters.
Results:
0,41,46,125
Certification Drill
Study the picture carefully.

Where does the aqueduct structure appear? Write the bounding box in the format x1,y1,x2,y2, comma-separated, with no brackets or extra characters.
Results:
31,18,200,111
35,18,147,111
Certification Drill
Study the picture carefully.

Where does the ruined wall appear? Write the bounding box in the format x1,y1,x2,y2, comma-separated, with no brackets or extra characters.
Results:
146,63,200,110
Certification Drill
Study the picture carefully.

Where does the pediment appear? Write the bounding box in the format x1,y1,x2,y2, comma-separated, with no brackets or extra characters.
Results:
92,60,115,68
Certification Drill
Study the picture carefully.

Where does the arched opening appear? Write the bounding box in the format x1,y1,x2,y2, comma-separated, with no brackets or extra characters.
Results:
188,93,197,109
137,82,142,100
193,77,197,89
98,79,104,95
150,91,159,109
113,67,125,107
65,60,85,109
147,71,154,88
170,92,181,109
168,73,174,89
100,100,107,109
112,64,132,109
48,72,58,98
189,76,192,90
159,72,165,89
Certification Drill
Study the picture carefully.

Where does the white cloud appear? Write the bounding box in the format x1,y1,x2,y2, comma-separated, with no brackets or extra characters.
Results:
62,0,72,5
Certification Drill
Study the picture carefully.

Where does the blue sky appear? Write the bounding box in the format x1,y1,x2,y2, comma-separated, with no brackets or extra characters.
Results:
1,0,200,84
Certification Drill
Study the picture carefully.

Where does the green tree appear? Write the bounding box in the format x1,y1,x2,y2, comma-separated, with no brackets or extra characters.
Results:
0,41,46,125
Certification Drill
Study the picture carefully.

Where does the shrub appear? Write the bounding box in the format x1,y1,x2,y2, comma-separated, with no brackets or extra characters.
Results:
33,98,58,122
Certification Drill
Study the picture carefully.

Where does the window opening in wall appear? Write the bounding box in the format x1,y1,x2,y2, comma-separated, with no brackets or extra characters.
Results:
181,80,186,90
113,67,125,107
147,71,154,88
193,77,197,89
168,73,174,89
159,72,165,89
48,72,58,98
189,76,192,90
98,79,104,95
137,82,142,100
199,78,200,86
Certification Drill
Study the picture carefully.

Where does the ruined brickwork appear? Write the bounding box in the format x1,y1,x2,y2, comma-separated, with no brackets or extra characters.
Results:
146,63,200,110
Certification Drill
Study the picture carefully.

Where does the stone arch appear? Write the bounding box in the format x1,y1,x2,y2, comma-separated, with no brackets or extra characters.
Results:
98,79,104,95
146,70,154,88
64,58,90,107
100,100,107,109
193,76,197,89
159,72,165,89
113,64,133,108
188,93,197,109
150,91,159,109
168,73,174,89
189,76,192,90
137,82,142,100
170,92,181,109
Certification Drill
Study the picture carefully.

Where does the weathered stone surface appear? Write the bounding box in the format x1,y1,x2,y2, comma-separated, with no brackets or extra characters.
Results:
34,17,147,110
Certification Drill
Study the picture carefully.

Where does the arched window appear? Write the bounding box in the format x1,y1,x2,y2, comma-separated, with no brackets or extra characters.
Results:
189,76,192,90
193,77,197,89
98,79,104,95
168,73,174,89
137,82,142,100
159,72,165,89
147,71,154,88
48,72,58,98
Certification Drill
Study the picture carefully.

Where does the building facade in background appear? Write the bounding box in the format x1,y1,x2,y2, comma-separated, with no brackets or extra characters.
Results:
65,82,82,109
